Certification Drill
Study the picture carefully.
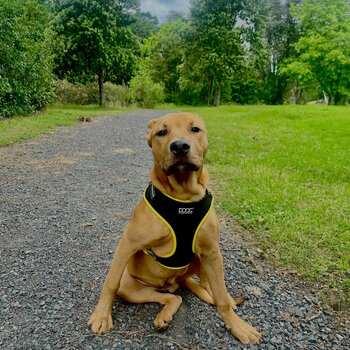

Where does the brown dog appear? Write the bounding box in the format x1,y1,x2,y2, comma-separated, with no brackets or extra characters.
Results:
88,112,262,344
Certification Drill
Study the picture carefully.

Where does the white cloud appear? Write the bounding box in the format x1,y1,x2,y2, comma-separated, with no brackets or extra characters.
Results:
140,0,190,23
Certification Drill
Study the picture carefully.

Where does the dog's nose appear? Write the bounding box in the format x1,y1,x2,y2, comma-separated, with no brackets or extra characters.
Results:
170,139,191,155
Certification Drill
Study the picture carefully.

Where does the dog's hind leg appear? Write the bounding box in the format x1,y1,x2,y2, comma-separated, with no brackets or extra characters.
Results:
117,270,182,329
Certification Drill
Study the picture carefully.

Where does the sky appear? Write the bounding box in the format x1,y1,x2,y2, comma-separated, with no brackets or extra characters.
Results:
140,0,190,23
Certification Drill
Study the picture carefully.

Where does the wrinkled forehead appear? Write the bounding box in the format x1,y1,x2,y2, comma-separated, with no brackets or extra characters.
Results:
153,113,206,130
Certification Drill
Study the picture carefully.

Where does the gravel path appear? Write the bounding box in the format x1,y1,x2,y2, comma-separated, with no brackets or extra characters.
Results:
0,110,348,350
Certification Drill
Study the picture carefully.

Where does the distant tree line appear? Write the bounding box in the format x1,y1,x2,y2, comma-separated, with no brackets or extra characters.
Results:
1,0,350,117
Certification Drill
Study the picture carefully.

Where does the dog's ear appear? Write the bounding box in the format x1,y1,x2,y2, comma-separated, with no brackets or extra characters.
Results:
147,119,157,147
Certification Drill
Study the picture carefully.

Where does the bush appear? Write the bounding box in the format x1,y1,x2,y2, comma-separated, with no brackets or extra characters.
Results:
54,75,163,108
85,82,99,104
129,75,164,108
104,82,132,106
0,0,53,117
231,78,262,105
53,80,89,104
53,80,133,106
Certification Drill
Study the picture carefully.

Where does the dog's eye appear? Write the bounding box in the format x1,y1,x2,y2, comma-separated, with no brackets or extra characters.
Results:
156,129,168,137
191,127,201,133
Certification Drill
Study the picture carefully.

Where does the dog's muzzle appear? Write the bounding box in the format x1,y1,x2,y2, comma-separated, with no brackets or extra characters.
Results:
164,139,200,175
170,139,191,156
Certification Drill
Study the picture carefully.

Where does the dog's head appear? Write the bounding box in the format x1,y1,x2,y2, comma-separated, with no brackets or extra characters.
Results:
147,113,208,176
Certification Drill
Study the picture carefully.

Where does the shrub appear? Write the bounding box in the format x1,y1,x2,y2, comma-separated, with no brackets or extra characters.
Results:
53,80,89,104
104,82,132,106
85,82,99,104
129,75,164,108
53,80,133,106
0,0,53,117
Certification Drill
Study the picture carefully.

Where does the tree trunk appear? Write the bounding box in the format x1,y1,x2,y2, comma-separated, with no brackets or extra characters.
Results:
207,77,214,105
323,91,329,105
98,68,105,106
295,88,303,104
214,86,221,106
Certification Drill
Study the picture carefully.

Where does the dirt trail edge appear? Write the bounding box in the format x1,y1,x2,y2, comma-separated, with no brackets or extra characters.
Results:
0,111,348,350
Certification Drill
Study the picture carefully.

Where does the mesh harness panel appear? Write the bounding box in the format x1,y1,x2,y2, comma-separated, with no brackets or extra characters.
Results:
143,183,214,269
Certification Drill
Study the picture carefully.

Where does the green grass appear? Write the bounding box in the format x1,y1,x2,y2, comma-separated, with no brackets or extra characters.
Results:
180,105,350,305
0,104,135,147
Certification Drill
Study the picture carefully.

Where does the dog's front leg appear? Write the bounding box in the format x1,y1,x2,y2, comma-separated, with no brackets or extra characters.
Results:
88,234,136,334
201,248,262,345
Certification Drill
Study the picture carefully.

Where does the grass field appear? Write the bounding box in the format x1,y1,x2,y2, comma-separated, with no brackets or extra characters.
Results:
0,105,134,147
179,105,349,307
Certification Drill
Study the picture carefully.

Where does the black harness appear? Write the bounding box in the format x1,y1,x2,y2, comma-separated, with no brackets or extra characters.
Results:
143,183,214,269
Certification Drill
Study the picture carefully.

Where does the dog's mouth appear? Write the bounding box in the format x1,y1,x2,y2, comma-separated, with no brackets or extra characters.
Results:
164,160,200,176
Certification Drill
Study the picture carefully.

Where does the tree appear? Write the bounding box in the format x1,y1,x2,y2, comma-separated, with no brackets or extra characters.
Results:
141,19,188,102
129,11,159,39
179,0,270,106
166,10,187,23
228,0,270,105
52,0,140,105
0,0,53,117
179,0,247,106
284,0,350,105
262,0,300,104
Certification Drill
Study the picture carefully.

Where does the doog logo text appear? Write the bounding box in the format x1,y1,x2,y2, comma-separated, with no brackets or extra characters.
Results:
178,207,194,214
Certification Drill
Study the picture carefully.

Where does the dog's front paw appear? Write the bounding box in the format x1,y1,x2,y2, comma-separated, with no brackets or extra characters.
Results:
153,316,171,330
227,313,262,345
153,295,182,330
153,306,175,330
87,309,113,334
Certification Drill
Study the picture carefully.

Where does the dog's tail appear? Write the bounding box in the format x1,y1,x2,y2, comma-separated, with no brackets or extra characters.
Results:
182,277,247,307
